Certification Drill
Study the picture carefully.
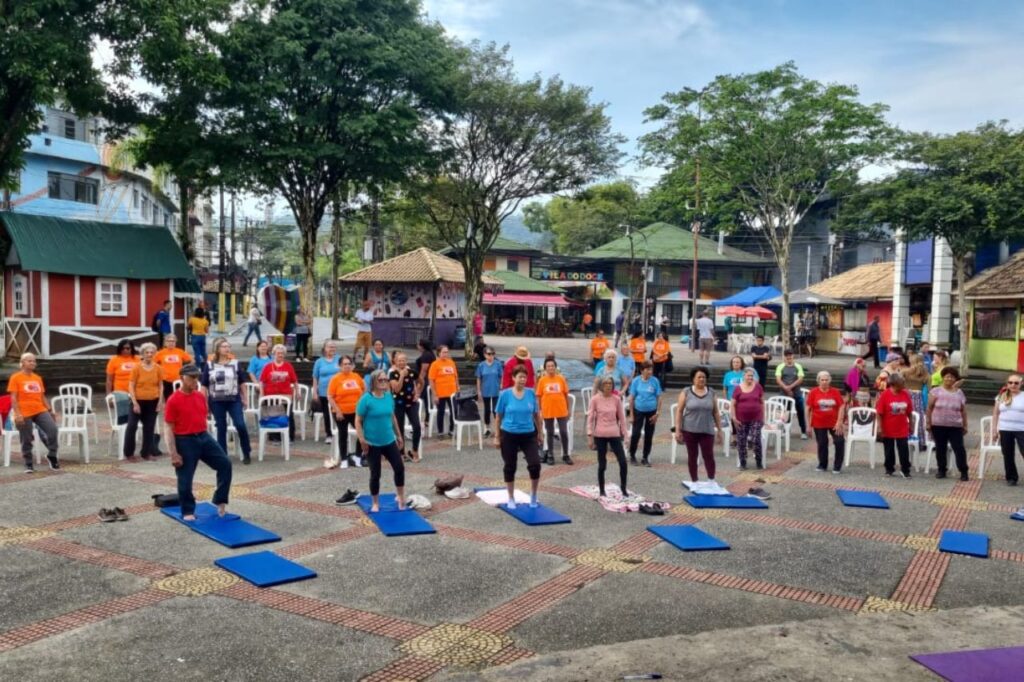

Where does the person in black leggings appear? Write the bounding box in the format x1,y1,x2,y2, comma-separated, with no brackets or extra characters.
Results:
493,366,543,509
389,352,422,462
356,370,406,512
588,376,629,497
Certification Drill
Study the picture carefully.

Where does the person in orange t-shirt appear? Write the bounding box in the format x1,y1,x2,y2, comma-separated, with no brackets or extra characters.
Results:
581,312,594,338
629,331,647,364
154,334,192,399
7,353,60,471
590,329,610,364
427,345,459,436
651,332,672,383
536,358,572,465
328,356,366,467
127,342,164,460
106,340,140,394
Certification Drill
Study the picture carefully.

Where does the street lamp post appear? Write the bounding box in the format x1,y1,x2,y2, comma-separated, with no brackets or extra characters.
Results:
690,86,707,351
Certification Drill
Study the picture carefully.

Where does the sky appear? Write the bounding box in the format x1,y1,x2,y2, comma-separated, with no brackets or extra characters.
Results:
422,0,1024,187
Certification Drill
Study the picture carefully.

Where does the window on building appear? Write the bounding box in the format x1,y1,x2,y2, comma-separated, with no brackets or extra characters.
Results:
506,259,519,273
973,307,1017,340
47,172,98,204
153,208,161,226
141,197,150,219
132,189,139,208
63,118,77,139
96,279,128,316
844,308,867,331
12,275,28,315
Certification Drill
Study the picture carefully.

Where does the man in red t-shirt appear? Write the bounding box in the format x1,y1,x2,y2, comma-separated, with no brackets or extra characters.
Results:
164,364,233,520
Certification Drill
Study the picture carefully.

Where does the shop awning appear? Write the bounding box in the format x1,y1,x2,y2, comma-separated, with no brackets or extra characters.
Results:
483,292,570,307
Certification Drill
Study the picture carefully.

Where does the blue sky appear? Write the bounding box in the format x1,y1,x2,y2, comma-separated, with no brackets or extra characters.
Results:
423,0,1024,185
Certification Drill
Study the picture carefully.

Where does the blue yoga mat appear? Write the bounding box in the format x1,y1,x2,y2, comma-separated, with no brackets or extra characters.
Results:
938,530,990,558
162,503,281,548
684,495,768,509
836,489,890,509
498,502,571,525
214,551,317,587
356,494,435,536
1011,511,1024,522
649,525,729,551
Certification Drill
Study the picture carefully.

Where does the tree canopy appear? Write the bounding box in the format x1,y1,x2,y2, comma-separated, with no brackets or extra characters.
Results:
523,181,646,254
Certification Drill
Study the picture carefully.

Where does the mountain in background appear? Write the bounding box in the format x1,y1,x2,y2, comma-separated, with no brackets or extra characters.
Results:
501,213,552,251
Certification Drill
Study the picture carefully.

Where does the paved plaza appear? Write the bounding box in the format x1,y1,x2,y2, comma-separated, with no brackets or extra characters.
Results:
2,328,1023,680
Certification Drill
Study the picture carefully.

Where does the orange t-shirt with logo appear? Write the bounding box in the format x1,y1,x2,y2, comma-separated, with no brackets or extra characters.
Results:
7,372,47,418
130,363,164,401
590,337,610,360
106,355,140,392
629,338,647,363
428,358,459,398
652,339,671,363
535,374,569,419
154,348,192,381
328,372,365,414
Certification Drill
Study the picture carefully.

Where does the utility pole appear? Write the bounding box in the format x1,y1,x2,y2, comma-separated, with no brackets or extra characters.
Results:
330,194,343,340
217,187,226,332
691,87,706,352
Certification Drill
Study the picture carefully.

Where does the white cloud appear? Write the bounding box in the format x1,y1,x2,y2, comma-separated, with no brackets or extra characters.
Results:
422,0,499,41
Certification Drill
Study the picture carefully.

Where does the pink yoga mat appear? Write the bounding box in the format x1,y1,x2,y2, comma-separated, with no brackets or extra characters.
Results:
911,646,1024,681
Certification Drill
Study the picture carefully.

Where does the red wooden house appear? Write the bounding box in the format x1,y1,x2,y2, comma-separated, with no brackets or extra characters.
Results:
1,213,199,359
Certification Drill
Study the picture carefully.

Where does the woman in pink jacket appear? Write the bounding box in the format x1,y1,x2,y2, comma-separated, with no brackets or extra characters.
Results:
587,375,629,497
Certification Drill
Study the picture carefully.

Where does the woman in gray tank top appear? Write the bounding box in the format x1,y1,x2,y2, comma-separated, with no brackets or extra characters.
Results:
673,366,721,481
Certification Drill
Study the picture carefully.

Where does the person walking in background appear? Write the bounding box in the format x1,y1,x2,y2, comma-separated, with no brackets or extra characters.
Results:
536,358,572,465
353,299,374,363
188,307,209,364
587,376,629,498
8,353,60,472
154,334,191,400
696,309,716,366
311,341,341,445
126,342,164,461
590,328,610,366
614,310,625,347
153,300,172,347
472,311,484,339
475,346,503,438
502,346,535,390
749,335,771,388
202,338,252,465
243,301,263,346
328,356,365,467
581,311,593,338
675,366,721,482
651,331,671,384
806,371,846,474
926,366,969,481
494,365,543,509
628,361,663,467
992,373,1024,486
730,368,764,469
775,350,809,440
876,372,914,478
293,307,312,362
428,345,459,436
355,369,406,512
862,315,882,368
390,352,422,462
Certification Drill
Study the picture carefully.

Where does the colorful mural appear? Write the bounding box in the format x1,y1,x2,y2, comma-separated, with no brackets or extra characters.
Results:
365,283,466,320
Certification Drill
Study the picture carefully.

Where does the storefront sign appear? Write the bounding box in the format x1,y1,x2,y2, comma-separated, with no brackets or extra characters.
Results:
536,270,605,283
839,331,866,355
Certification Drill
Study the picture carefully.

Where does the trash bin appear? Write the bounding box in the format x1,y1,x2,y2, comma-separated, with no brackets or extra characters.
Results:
452,325,467,348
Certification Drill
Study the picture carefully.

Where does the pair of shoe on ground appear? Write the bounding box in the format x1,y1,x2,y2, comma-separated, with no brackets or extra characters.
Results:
25,456,60,473
544,453,574,465
629,457,652,467
98,507,128,522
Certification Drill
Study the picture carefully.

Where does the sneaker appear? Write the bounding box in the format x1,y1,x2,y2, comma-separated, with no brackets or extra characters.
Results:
113,507,128,521
935,471,947,479
356,457,368,468
563,455,575,466
815,466,827,472
959,472,969,481
324,437,332,445
1007,479,1019,487
630,456,639,465
832,469,842,475
335,489,359,506
642,458,652,468
747,487,771,500
800,433,808,440
899,471,911,479
242,456,251,465
47,456,60,471
344,456,355,469
484,429,492,438
24,464,34,474
97,508,118,523
885,471,894,477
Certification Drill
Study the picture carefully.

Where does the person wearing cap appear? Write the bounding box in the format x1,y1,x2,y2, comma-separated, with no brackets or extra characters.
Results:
775,349,809,439
163,364,232,521
502,345,535,390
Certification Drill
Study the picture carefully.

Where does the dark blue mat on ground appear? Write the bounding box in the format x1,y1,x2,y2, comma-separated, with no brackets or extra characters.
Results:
162,502,280,548
649,525,729,551
498,502,571,525
684,495,768,509
214,551,317,587
836,489,890,509
938,530,989,558
356,494,435,536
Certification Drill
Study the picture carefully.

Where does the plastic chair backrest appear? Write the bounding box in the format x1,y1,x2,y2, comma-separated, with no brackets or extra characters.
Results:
980,416,994,448
765,401,787,425
104,394,119,428
293,384,310,411
848,407,876,438
580,387,593,413
259,394,292,412
244,382,261,403
60,383,92,402
52,395,89,429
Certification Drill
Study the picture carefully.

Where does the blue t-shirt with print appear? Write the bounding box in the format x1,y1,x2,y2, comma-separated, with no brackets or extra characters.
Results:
475,359,503,398
629,375,663,412
356,392,397,446
312,356,341,397
495,388,539,434
246,356,271,383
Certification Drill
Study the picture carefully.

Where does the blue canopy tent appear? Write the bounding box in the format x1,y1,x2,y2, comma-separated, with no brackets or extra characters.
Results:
711,286,782,307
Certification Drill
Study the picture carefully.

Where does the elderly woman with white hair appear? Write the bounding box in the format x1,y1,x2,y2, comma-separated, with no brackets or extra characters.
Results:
355,369,406,512
806,370,846,473
259,343,298,442
125,342,164,461
594,348,629,393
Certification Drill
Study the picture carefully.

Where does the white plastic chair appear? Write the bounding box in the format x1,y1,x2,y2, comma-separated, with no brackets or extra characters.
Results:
58,383,99,443
761,400,786,461
541,394,576,456
292,384,310,441
845,406,877,469
243,383,260,429
453,397,483,452
909,412,936,472
50,395,90,463
331,423,360,465
2,422,45,466
766,396,795,453
426,387,447,438
172,379,183,392
977,416,1005,479
717,397,733,462
257,395,292,461
580,387,593,415
104,394,128,460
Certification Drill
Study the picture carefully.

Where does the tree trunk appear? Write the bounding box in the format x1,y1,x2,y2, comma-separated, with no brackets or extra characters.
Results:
299,218,317,317
330,195,342,341
177,180,194,263
461,255,484,357
955,254,970,374
779,264,791,348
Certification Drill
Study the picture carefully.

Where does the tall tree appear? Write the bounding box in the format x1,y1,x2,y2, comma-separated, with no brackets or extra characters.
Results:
523,181,645,254
839,122,1024,372
416,44,623,352
216,0,459,313
639,62,895,344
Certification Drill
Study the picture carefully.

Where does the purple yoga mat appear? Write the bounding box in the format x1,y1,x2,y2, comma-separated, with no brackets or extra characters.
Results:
911,646,1024,681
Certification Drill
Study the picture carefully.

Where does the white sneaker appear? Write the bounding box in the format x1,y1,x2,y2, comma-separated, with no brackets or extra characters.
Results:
800,433,808,440
324,437,332,445
340,459,349,469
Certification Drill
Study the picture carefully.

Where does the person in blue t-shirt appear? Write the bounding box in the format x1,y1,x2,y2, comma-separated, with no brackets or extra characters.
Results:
355,369,405,512
246,340,272,384
311,341,341,444
723,355,752,397
475,346,503,437
494,365,543,509
628,361,664,466
154,300,172,347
